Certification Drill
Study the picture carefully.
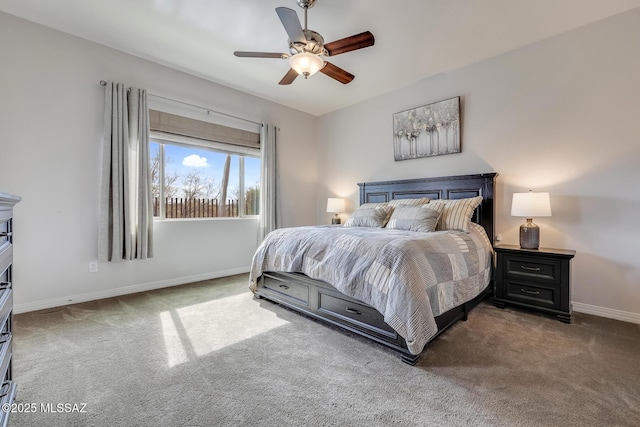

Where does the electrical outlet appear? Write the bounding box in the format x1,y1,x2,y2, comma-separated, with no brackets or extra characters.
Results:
89,260,98,273
496,234,503,242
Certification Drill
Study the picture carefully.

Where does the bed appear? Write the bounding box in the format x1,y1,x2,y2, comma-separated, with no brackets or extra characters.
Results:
250,173,497,364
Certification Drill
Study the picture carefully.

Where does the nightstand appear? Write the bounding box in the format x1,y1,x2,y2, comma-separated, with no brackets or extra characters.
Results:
493,244,575,323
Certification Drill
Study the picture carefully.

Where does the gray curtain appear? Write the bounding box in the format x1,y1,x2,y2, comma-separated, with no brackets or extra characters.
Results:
259,123,278,241
98,82,153,261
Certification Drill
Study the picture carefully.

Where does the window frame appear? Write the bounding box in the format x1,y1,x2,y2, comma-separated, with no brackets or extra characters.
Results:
150,131,260,221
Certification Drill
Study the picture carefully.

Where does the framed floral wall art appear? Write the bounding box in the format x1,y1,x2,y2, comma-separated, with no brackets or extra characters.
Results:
392,96,460,161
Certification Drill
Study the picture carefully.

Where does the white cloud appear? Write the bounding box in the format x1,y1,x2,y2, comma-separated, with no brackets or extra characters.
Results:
182,154,209,167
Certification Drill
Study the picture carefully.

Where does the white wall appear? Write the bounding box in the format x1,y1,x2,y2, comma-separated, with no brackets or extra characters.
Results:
3,8,639,322
0,12,318,312
317,9,640,322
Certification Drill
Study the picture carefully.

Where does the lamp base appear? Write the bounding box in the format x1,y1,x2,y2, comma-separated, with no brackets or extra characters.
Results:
331,214,341,225
519,219,540,249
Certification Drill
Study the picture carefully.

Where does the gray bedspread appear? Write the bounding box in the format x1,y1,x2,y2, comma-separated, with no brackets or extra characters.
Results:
249,222,493,355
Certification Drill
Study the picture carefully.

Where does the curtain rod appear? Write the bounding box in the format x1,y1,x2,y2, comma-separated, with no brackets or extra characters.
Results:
99,80,261,126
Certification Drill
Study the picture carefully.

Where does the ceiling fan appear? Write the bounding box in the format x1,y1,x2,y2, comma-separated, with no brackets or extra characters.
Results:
233,0,375,85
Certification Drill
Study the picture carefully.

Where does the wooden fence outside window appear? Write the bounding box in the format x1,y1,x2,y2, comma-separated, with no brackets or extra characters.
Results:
153,197,240,218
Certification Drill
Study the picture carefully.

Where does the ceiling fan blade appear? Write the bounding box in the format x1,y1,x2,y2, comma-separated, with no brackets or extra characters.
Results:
275,7,306,45
234,51,287,59
324,31,375,56
279,68,299,85
319,61,355,84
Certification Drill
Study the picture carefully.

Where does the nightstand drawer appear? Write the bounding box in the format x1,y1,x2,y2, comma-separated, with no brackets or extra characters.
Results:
504,255,562,284
505,281,559,309
262,272,310,305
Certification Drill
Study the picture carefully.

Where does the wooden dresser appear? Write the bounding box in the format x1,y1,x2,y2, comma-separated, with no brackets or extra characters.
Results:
0,192,20,425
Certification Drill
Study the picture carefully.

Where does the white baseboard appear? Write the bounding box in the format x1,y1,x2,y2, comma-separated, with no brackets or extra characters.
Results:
572,302,640,325
14,267,250,314
16,275,639,325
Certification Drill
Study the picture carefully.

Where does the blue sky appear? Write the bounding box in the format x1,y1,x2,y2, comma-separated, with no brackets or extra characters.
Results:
152,142,261,195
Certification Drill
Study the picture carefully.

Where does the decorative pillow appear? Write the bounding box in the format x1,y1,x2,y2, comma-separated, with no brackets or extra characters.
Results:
387,197,431,208
358,202,387,208
344,204,394,228
428,196,483,232
359,202,394,224
385,206,441,232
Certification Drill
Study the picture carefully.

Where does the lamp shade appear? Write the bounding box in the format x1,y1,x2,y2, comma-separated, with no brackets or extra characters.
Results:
289,52,324,77
511,192,551,218
326,198,345,213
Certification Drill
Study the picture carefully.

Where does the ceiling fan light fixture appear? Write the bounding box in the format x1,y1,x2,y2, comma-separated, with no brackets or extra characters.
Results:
289,52,324,78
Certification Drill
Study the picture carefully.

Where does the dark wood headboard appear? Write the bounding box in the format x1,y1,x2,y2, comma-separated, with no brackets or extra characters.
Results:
358,173,498,245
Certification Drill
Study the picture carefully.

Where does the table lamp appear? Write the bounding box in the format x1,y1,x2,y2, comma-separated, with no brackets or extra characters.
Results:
326,198,345,224
511,191,551,249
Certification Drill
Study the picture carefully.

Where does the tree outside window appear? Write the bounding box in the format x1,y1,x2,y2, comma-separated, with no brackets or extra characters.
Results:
150,139,260,219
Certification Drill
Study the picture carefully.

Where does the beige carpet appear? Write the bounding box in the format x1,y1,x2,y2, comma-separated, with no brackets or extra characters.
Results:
10,274,640,426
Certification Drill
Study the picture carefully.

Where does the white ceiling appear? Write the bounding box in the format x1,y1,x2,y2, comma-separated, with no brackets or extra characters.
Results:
2,0,640,116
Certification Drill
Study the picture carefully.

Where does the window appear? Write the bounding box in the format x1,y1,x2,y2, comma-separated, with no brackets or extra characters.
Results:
148,109,261,220
147,109,263,220
151,137,261,219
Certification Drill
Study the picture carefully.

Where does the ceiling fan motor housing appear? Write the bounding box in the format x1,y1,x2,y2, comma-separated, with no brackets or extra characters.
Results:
289,29,325,55
296,0,316,9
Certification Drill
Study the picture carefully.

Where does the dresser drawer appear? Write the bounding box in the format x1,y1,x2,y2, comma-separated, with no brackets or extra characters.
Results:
505,280,559,309
318,290,396,338
0,332,11,382
0,380,17,427
0,380,16,401
503,255,562,284
0,287,12,330
0,246,11,282
0,263,8,286
0,210,11,250
262,273,310,305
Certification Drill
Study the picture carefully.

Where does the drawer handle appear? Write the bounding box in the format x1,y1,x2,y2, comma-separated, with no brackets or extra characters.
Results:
0,282,10,290
345,307,361,315
0,333,10,345
0,381,10,398
520,265,541,272
520,288,540,296
278,284,290,290
0,232,11,238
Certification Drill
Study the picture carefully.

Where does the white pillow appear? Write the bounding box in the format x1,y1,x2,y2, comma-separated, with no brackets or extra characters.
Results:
386,205,441,232
344,204,394,228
